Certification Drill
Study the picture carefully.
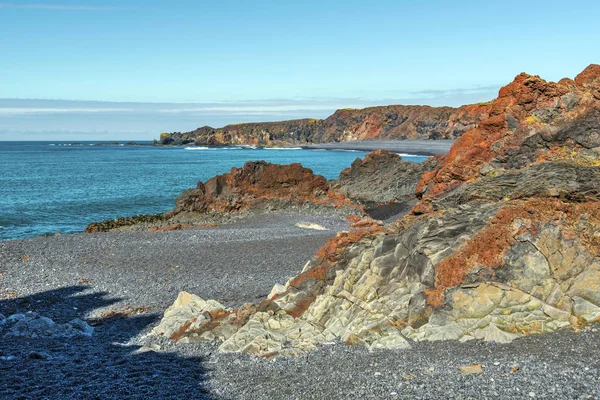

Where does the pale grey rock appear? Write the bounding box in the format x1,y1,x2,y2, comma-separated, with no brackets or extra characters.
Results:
152,291,239,343
2,312,94,339
295,222,328,231
70,318,95,337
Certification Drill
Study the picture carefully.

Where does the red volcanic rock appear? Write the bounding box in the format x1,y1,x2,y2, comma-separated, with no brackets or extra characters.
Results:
575,64,600,88
317,104,489,142
174,161,359,215
416,64,600,201
348,218,384,229
575,64,600,99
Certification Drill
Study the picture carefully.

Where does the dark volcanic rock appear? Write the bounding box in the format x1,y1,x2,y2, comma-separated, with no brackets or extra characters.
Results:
86,214,166,233
429,162,600,211
330,149,424,206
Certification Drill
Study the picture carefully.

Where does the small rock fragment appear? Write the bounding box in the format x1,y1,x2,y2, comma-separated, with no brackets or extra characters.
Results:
69,318,94,337
459,363,484,375
295,222,328,231
27,351,49,360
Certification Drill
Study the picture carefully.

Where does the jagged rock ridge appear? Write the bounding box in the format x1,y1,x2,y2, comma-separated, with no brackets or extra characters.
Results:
153,64,600,357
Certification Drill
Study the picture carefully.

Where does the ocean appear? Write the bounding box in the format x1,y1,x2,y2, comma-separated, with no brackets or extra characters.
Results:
0,141,428,241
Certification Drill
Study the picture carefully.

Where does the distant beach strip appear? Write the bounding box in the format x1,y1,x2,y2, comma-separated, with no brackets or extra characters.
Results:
301,139,455,156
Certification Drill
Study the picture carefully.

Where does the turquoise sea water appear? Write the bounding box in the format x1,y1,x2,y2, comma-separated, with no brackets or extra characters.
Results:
0,141,427,241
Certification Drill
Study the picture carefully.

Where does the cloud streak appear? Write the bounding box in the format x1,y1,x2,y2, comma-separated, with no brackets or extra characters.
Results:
0,3,137,11
410,85,500,97
0,107,134,115
157,105,351,114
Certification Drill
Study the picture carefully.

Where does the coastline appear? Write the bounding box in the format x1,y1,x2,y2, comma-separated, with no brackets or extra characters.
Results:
301,139,454,156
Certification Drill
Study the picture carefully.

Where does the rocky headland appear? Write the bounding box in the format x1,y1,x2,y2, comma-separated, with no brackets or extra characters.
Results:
159,103,489,146
151,64,600,357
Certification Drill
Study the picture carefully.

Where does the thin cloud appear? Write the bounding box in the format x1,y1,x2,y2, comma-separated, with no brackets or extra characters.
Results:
0,3,138,10
0,107,133,115
157,105,351,114
410,85,500,97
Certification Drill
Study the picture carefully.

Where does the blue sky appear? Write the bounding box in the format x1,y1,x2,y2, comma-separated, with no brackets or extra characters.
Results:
0,0,598,140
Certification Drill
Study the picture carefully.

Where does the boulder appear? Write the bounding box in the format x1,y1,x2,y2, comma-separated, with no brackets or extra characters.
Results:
152,291,255,344
2,312,94,339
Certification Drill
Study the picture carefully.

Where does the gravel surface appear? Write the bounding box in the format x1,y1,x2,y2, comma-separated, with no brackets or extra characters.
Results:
0,213,347,313
1,212,599,399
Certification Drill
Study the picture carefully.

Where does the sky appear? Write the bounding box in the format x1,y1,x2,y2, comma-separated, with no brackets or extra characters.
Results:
0,0,598,140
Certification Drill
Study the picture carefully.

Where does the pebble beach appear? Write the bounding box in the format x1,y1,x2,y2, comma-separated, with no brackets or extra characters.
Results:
1,213,599,399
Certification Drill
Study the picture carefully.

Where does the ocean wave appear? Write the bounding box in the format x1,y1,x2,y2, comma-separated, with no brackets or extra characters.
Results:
184,146,211,150
397,153,424,157
264,147,303,150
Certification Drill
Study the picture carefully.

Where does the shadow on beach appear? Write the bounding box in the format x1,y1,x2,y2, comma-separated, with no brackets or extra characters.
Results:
0,286,213,399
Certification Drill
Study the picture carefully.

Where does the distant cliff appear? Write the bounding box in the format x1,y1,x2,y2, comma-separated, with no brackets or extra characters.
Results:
159,103,490,146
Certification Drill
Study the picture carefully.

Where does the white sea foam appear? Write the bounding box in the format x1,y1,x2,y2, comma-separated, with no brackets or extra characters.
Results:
396,153,424,157
264,147,302,150
184,146,211,150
